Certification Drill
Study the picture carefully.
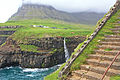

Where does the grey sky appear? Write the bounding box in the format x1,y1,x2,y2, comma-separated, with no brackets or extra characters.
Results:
0,0,117,23
23,0,116,12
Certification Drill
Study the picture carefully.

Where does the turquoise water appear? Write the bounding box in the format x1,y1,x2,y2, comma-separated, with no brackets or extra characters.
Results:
0,65,59,80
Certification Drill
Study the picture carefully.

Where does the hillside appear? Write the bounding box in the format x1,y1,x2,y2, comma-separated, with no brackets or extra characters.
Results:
0,19,94,43
45,0,120,80
9,4,105,25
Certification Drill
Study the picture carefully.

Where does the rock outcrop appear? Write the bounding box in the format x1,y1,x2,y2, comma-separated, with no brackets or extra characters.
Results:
0,26,21,45
0,36,8,45
0,36,85,68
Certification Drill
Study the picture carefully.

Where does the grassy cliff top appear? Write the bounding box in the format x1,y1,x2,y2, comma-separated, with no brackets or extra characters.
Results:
0,19,95,53
0,19,95,43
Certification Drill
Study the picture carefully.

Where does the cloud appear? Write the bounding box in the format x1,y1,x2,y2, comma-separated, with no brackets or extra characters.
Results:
0,0,117,23
0,0,22,23
23,0,116,12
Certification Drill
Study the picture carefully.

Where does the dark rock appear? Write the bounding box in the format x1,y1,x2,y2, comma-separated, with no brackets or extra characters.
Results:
0,36,85,68
0,31,15,35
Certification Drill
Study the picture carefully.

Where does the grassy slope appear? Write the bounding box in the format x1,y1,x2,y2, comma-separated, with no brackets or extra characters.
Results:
45,10,120,80
0,19,94,53
70,10,120,79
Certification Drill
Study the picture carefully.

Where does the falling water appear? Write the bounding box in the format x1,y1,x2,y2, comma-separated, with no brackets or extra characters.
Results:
64,38,70,61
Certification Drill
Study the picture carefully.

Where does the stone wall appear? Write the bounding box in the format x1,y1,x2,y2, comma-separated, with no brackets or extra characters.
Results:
0,31,15,35
0,25,21,29
0,36,8,45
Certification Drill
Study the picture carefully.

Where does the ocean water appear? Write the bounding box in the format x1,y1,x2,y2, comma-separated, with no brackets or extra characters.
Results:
0,65,60,80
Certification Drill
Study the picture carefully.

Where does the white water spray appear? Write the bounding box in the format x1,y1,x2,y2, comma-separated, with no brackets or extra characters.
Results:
64,38,70,61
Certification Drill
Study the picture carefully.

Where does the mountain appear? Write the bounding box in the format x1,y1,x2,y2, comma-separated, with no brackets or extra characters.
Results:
9,4,105,25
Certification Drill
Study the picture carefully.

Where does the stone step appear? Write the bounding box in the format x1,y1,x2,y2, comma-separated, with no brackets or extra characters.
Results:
114,26,120,28
95,50,118,56
72,70,88,77
84,71,109,80
67,75,81,80
110,28,120,31
88,54,120,62
100,42,120,46
79,78,89,80
74,70,106,80
113,31,120,34
104,35,120,38
69,70,89,80
80,65,120,76
86,59,120,70
104,38,120,42
98,45,120,50
67,78,81,80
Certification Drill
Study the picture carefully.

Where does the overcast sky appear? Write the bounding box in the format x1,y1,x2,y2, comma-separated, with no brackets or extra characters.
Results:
0,0,116,23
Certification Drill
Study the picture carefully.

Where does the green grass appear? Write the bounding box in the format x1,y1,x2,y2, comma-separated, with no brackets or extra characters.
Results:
12,27,91,43
110,76,120,80
20,44,39,52
0,35,10,37
104,48,112,51
0,19,94,44
0,19,93,30
0,28,17,31
44,63,66,80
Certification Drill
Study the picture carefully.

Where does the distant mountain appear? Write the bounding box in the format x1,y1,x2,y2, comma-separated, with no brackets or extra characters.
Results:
9,4,105,25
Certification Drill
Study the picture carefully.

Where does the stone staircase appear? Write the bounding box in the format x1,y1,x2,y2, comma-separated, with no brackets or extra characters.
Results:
67,24,120,79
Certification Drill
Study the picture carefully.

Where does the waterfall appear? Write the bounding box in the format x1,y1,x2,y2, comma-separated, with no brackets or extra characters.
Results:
64,38,69,61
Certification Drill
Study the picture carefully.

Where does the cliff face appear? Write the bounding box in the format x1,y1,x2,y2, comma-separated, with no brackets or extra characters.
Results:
0,31,15,45
66,36,86,55
0,36,85,68
0,37,7,45
0,51,65,68
9,4,105,25
0,26,20,45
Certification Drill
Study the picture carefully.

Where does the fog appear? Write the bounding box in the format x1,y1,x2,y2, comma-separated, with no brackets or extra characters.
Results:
0,0,116,23
23,0,116,13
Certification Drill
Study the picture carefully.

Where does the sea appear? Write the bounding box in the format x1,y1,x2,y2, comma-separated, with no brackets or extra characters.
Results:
0,65,60,80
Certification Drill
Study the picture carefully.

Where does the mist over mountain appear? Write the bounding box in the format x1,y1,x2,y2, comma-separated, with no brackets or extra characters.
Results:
9,3,105,25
